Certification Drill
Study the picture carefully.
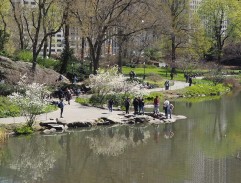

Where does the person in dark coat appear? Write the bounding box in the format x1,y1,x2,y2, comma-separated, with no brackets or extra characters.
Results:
189,77,192,86
108,99,114,112
58,99,64,118
133,97,139,115
138,97,145,114
124,97,130,114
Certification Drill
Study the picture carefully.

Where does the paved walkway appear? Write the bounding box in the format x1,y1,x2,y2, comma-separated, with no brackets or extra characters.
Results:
0,80,189,125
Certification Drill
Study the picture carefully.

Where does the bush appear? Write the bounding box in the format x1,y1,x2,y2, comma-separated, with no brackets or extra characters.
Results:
37,57,60,69
144,92,163,104
0,84,16,96
75,97,90,105
14,125,33,135
182,83,230,97
89,94,127,107
0,97,20,117
15,50,32,62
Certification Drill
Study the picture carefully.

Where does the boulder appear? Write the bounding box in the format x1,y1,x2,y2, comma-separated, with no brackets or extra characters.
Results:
0,56,70,85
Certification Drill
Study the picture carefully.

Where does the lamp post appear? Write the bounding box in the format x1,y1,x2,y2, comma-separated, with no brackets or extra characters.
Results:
143,62,146,80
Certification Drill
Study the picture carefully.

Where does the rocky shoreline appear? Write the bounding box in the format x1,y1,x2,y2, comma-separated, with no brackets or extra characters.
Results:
39,112,187,134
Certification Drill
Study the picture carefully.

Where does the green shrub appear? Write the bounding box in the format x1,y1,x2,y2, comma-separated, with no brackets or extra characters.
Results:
0,97,20,117
144,92,163,104
14,125,33,135
41,105,58,113
89,94,127,107
0,84,16,96
15,50,32,62
182,83,230,97
75,97,90,105
37,57,60,69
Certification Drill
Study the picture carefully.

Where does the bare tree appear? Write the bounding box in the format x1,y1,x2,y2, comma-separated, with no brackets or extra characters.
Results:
20,0,68,72
72,0,152,74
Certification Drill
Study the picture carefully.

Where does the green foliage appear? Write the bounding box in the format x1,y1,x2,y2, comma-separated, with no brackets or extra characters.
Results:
37,57,60,69
0,96,20,117
0,84,16,96
15,50,32,62
144,92,164,104
14,125,33,135
182,83,230,97
144,48,161,60
75,97,90,106
41,105,57,114
89,94,127,107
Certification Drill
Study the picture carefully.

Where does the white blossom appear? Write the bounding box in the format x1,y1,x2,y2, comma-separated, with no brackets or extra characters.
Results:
88,66,149,99
8,74,49,126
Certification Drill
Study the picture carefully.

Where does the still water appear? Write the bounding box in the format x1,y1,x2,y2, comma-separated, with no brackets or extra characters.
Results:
1,93,241,183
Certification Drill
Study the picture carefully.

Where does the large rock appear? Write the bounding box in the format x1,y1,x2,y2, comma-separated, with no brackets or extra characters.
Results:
0,56,69,85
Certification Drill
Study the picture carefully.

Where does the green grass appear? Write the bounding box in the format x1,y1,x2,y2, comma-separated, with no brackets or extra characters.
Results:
181,83,230,97
122,66,187,81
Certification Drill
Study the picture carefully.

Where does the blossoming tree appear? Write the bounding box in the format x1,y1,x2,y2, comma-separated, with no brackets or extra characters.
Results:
9,74,48,127
88,66,149,105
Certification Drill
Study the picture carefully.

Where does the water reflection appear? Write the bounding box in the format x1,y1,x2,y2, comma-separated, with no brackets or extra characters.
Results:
86,126,150,156
2,92,241,182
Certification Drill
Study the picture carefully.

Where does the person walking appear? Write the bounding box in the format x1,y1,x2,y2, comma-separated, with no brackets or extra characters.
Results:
65,88,72,105
163,98,170,118
108,99,114,112
168,103,174,119
153,96,160,115
189,77,192,86
58,99,64,118
124,97,130,114
164,80,170,90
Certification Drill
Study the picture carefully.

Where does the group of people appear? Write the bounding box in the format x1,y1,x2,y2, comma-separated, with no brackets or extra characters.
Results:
153,96,174,119
123,97,145,115
107,95,174,119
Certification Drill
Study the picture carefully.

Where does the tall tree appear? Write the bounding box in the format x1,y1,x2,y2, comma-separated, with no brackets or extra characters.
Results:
198,0,241,62
9,0,28,50
20,0,68,72
72,0,151,74
0,0,10,51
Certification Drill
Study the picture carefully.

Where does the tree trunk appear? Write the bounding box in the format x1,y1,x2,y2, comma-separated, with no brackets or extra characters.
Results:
43,37,48,58
117,29,123,73
87,37,102,75
60,23,70,74
48,35,53,58
171,33,176,62
32,46,38,72
81,37,85,61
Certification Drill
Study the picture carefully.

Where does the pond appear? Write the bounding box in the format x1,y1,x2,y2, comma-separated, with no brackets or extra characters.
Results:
1,92,241,183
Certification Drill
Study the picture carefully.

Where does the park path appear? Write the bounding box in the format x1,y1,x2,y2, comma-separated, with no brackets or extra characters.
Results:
0,80,189,125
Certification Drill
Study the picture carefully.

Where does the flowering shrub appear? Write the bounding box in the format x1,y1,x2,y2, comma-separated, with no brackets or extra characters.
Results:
8,74,48,127
88,66,149,105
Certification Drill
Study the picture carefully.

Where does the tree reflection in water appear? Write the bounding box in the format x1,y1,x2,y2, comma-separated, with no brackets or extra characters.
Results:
86,126,150,156
4,135,61,183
